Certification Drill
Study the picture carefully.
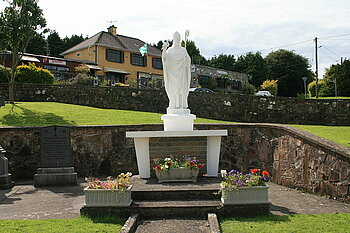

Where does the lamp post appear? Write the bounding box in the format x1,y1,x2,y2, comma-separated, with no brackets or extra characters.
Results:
302,77,308,98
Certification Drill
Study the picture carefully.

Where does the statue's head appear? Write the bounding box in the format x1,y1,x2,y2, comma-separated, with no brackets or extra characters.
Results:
173,31,181,46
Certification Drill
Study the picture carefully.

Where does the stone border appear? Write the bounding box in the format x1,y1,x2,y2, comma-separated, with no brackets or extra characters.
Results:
120,214,139,233
208,213,221,233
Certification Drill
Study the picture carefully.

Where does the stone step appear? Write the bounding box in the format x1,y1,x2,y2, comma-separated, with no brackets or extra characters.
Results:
132,189,220,201
135,218,210,233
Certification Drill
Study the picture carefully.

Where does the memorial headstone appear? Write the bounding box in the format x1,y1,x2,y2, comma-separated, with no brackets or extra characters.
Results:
0,146,12,189
34,126,77,187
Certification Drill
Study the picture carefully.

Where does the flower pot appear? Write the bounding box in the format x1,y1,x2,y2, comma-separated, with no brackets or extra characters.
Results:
221,184,269,205
84,185,132,207
155,167,199,183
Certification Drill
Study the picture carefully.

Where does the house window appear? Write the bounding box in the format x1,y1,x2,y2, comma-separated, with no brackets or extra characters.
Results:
152,57,163,69
131,53,147,67
106,49,123,63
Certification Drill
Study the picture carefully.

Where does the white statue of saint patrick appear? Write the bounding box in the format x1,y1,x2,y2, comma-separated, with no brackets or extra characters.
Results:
162,31,191,111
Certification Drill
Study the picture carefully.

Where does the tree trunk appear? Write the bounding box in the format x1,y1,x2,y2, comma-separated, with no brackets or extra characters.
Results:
9,79,14,104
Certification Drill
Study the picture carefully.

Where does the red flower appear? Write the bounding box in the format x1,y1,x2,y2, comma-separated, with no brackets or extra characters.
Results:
250,169,259,174
156,165,161,170
153,164,157,168
262,171,270,176
197,164,203,169
167,162,172,166
189,161,195,166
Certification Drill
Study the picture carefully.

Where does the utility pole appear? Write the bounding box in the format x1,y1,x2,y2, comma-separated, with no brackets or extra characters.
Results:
314,37,319,99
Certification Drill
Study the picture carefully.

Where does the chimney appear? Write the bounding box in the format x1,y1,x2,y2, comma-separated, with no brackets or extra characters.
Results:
108,25,117,36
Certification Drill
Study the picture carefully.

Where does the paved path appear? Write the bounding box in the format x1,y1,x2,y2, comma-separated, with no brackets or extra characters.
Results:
0,181,349,220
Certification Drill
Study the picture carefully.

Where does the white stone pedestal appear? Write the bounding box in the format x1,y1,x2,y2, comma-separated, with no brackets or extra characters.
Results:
126,130,228,178
161,108,196,131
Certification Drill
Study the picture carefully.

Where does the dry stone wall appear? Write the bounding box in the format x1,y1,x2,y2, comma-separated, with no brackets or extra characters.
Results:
0,123,349,202
1,83,349,125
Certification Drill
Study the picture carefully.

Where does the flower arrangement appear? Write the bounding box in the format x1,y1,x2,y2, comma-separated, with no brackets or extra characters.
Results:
85,172,132,192
221,169,270,191
153,155,204,172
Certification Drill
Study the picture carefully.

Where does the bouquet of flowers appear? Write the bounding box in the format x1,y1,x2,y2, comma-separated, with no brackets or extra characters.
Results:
221,169,270,191
85,172,132,192
153,155,204,172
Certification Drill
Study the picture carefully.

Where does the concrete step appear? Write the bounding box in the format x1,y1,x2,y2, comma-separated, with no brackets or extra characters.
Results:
132,189,220,201
135,218,210,233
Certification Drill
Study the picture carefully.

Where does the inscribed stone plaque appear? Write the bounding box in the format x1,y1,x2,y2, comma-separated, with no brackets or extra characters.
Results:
41,126,72,167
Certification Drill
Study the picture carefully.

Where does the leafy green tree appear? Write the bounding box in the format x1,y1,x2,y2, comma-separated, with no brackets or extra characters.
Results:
182,40,207,65
62,34,85,52
323,60,350,96
0,65,10,83
241,82,256,95
0,0,46,103
234,52,269,88
265,49,312,97
208,54,235,71
26,31,47,55
47,31,64,57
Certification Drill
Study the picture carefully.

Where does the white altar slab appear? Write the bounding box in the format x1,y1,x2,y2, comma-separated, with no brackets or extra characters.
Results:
126,130,228,178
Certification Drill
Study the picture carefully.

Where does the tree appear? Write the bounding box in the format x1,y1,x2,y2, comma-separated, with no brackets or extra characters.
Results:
208,54,235,71
265,49,312,97
181,40,207,65
0,0,46,103
26,31,47,55
234,52,269,88
62,34,85,52
323,60,350,96
260,79,278,96
47,31,64,57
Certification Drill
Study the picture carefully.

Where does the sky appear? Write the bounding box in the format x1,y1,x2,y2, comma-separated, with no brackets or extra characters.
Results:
1,0,350,77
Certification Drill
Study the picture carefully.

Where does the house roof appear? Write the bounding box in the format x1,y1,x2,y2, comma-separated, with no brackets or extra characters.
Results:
60,31,162,57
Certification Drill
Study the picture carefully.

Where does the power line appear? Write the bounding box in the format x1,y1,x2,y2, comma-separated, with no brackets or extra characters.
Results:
322,45,340,58
319,33,350,39
319,47,337,62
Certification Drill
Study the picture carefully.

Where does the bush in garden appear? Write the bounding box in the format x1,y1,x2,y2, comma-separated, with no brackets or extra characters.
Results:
15,63,54,84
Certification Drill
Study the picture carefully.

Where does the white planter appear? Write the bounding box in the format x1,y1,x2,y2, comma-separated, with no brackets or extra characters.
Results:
221,184,269,205
155,167,199,183
84,186,132,207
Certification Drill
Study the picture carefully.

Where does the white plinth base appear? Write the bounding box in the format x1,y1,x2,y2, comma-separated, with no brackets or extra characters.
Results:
126,130,228,178
161,114,196,131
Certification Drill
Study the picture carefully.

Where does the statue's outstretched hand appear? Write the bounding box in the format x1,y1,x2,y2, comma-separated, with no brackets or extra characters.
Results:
162,41,169,51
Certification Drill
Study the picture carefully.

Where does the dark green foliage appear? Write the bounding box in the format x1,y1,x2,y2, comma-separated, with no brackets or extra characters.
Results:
241,82,256,94
208,54,235,71
16,63,54,84
198,75,217,90
26,32,47,55
323,60,350,97
182,40,208,65
47,31,64,57
234,52,269,88
62,34,85,52
265,49,312,97
0,65,10,83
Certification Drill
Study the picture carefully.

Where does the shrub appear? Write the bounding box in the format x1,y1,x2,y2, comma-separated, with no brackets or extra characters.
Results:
241,82,256,94
71,73,95,85
260,79,278,96
16,63,54,84
0,65,10,83
74,64,90,74
308,80,334,97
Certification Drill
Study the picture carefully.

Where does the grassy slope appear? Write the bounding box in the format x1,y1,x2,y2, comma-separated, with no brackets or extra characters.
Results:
0,216,125,233
0,102,348,147
0,102,226,126
221,213,350,233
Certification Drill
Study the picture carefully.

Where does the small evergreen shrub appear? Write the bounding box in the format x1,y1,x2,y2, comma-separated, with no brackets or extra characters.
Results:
16,63,54,84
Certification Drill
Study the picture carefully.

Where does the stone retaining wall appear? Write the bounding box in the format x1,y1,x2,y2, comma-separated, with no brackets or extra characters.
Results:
0,123,349,202
1,83,350,125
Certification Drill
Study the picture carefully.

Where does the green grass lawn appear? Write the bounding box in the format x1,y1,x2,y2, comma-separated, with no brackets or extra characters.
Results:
0,216,125,233
221,213,350,233
308,96,350,99
0,102,226,126
0,102,348,147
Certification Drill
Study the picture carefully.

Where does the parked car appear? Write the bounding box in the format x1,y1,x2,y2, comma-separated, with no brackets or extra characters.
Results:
255,91,273,97
189,88,214,93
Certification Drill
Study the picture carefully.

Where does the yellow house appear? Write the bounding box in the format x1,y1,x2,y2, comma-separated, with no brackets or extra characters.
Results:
61,26,163,87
